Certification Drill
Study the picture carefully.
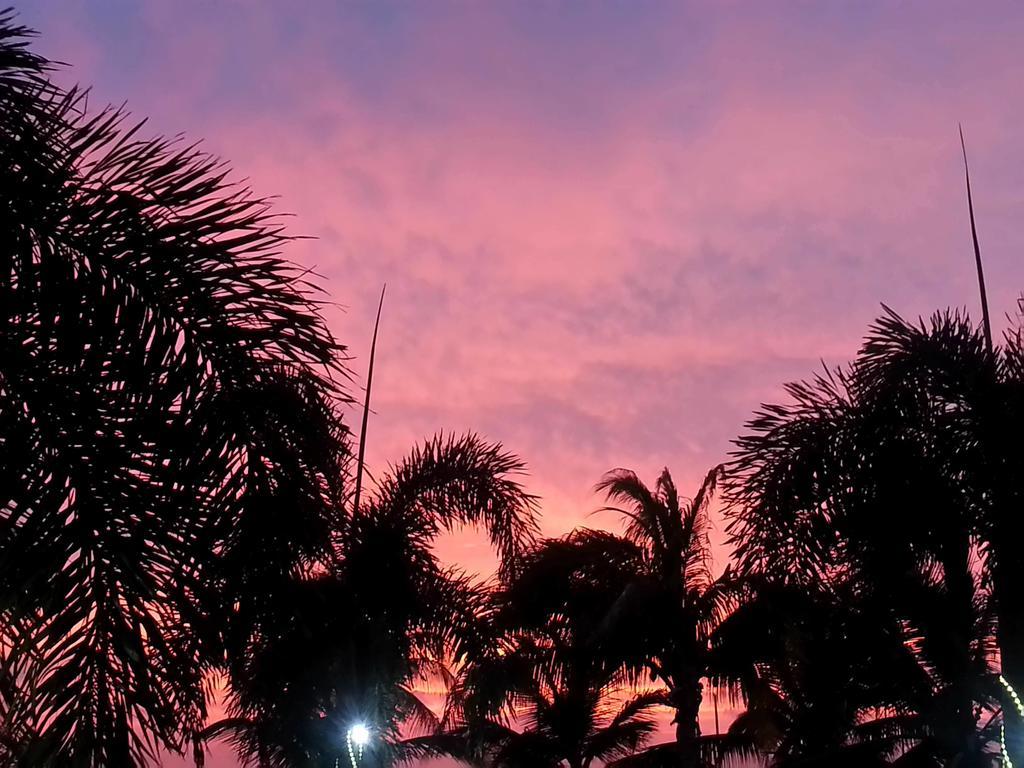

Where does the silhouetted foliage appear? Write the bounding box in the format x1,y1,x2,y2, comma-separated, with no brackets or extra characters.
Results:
202,433,539,767
711,578,996,767
1,11,347,765
727,307,1020,766
593,468,749,767
442,531,664,768
432,468,753,768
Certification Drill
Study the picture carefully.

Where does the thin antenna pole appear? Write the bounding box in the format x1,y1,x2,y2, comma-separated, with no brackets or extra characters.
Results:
352,284,386,515
959,125,993,354
713,691,720,736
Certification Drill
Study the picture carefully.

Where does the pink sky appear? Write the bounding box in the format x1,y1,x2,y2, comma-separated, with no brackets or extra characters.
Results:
19,2,1024,765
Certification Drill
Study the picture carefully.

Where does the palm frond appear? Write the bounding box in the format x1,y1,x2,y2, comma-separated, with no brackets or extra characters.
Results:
606,734,759,768
1,13,350,765
395,685,442,737
365,432,540,575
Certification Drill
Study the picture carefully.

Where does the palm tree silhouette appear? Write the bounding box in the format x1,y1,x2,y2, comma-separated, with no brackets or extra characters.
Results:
592,467,745,766
727,308,1014,765
198,433,539,767
712,576,1000,767
1,12,347,765
443,531,665,768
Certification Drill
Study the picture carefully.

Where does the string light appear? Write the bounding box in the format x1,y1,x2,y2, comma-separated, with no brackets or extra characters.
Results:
346,723,370,768
1001,675,1023,768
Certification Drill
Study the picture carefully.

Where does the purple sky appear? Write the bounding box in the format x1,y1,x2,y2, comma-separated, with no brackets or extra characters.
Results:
18,2,1024,765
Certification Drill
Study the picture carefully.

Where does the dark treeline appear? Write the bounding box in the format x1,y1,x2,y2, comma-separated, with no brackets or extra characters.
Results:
1,12,1022,768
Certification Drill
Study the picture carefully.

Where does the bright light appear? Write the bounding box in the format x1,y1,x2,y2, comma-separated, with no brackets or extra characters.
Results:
1002,675,1022,768
348,723,370,747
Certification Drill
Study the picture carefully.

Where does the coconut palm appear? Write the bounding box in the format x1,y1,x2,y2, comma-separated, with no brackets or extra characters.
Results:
446,663,664,768
1,12,347,766
717,583,907,768
196,433,539,767
711,575,1001,768
591,467,745,766
443,531,665,768
727,308,1014,764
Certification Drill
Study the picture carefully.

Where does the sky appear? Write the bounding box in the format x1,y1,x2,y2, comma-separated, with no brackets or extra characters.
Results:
17,1,1024,765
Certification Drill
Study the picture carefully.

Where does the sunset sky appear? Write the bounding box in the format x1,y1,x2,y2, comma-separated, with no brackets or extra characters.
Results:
20,2,1024,765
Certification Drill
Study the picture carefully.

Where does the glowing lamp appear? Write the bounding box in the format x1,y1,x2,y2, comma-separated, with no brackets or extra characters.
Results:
348,723,370,747
345,723,371,767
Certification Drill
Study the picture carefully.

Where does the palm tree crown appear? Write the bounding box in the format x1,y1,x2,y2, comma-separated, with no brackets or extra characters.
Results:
727,308,1013,765
444,530,665,768
595,467,741,765
1,13,347,765
207,433,539,768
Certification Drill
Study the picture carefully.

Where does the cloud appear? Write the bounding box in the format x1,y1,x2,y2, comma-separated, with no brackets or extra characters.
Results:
29,0,1024,565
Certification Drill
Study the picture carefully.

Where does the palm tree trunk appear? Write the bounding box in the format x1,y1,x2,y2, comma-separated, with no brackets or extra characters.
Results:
669,669,703,767
940,536,986,758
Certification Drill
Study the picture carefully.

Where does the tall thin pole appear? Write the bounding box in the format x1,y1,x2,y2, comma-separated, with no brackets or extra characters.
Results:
713,691,720,736
352,284,386,515
959,125,993,354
